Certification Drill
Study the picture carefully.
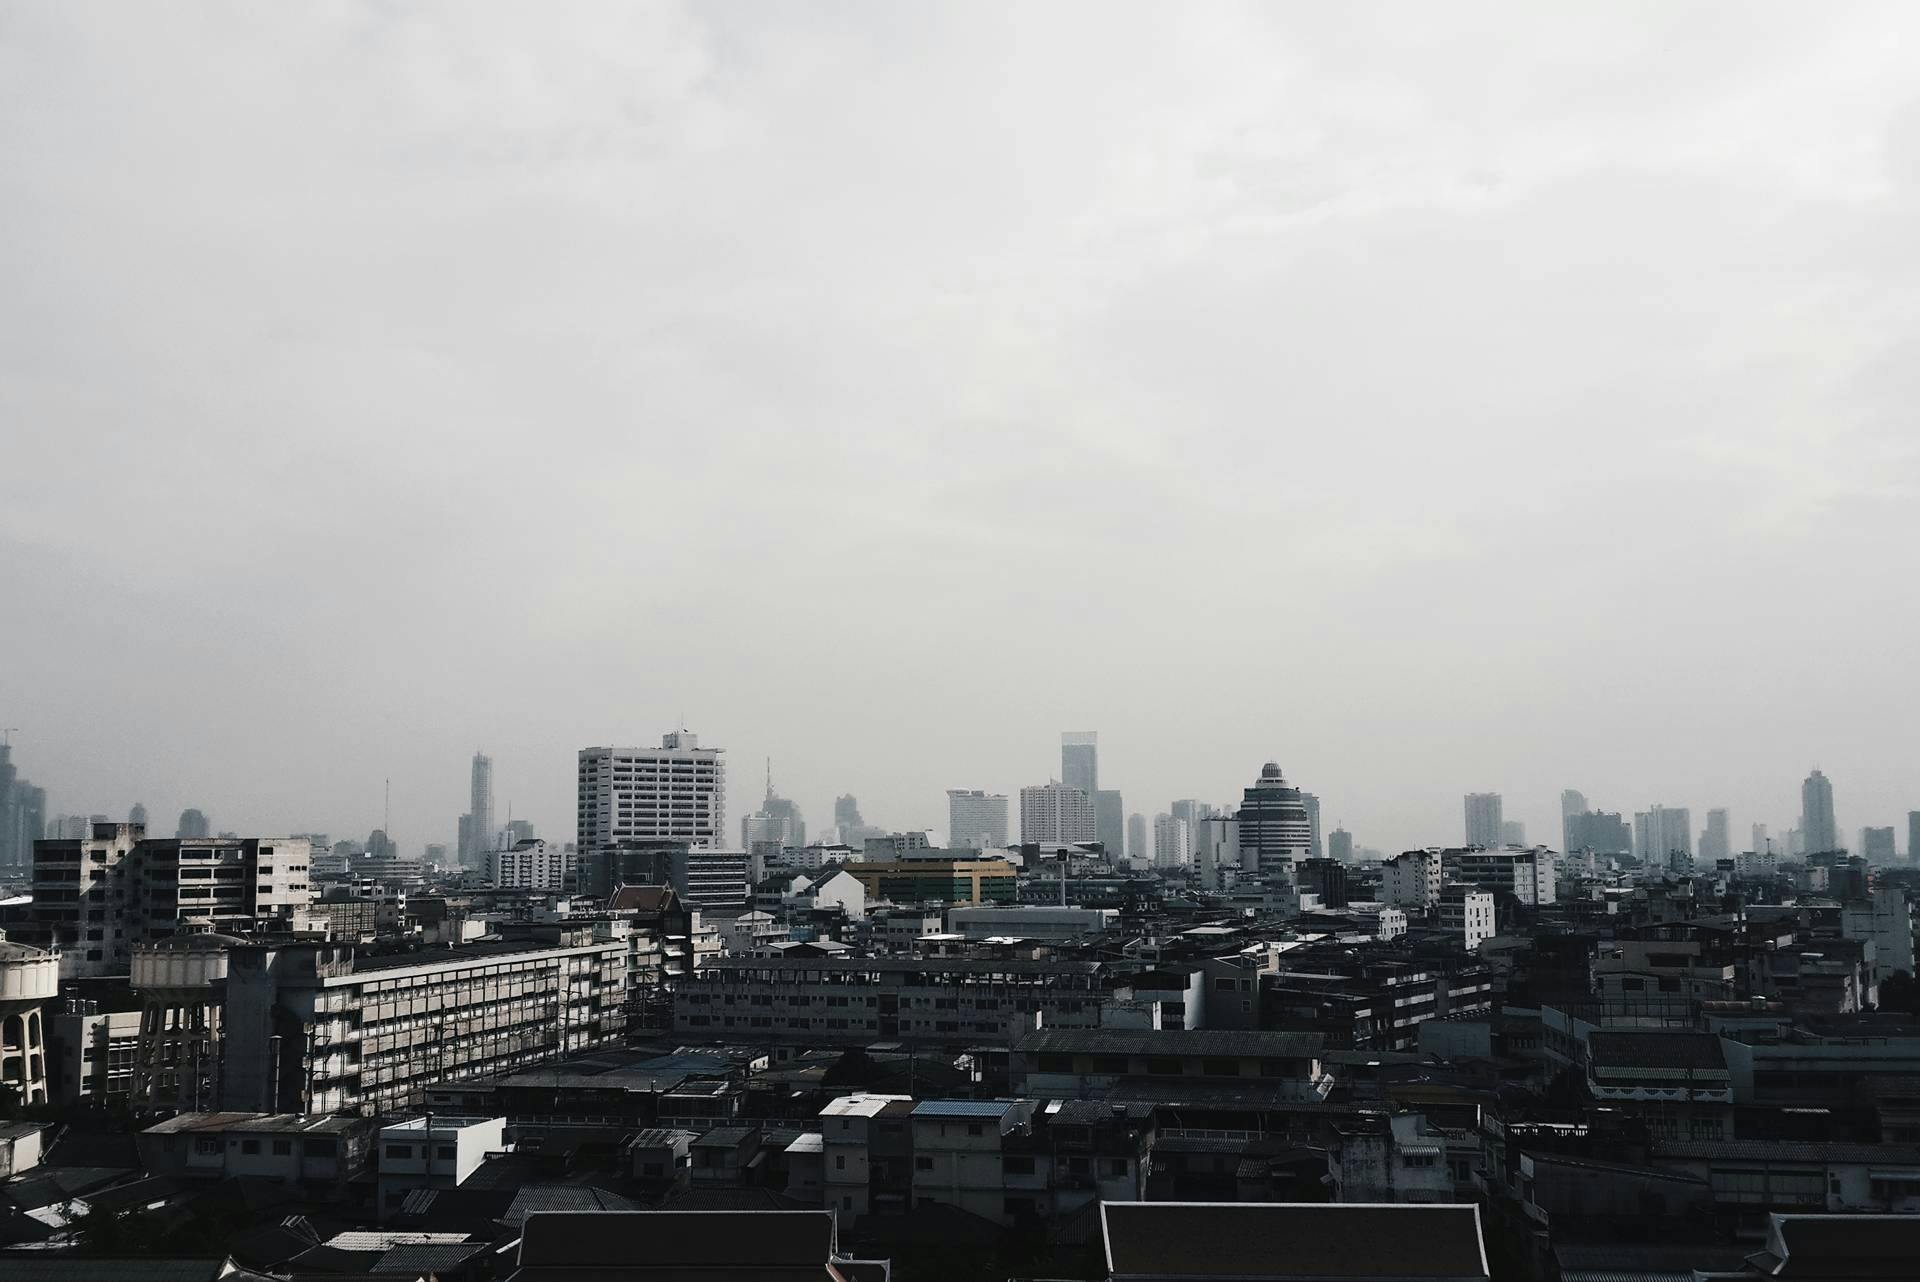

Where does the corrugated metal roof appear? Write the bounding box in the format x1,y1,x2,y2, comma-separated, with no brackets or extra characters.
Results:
910,1100,1017,1118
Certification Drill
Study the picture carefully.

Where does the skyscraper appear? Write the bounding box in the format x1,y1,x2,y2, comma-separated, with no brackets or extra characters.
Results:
1301,792,1323,858
1567,809,1632,854
128,802,148,828
177,809,211,839
947,790,1009,850
1328,826,1354,863
1500,820,1527,847
463,751,494,864
1910,812,1920,864
1464,793,1504,848
0,745,43,869
1019,783,1096,844
1061,732,1099,797
1700,808,1731,863
577,732,726,849
1801,770,1837,854
1752,823,1771,855
1126,812,1149,863
1170,799,1214,837
1235,763,1313,877
1153,814,1190,867
1560,790,1588,853
1633,805,1692,864
1861,827,1896,863
1094,789,1125,859
741,768,805,854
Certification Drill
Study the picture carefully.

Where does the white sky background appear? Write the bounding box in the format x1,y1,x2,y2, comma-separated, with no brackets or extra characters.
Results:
2,2,1917,854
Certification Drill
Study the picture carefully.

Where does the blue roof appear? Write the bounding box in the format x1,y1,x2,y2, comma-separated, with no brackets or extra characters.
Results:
910,1100,1016,1119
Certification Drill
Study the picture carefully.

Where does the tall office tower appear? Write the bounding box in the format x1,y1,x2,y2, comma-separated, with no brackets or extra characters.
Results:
0,745,38,869
1235,763,1314,877
1861,827,1897,863
1700,809,1731,862
1801,770,1838,854
1560,790,1588,853
507,818,535,844
1194,817,1241,890
1633,805,1692,863
1126,813,1149,863
946,790,1009,850
1153,814,1191,867
1464,793,1504,848
835,795,864,830
741,768,805,856
1061,732,1099,797
1019,783,1096,844
1328,827,1354,863
577,732,726,849
1752,823,1771,855
464,752,495,863
1094,790,1125,859
1301,793,1323,858
1169,799,1213,838
1911,813,1920,863
176,809,211,839
1566,810,1633,854
1500,820,1527,847
128,802,148,828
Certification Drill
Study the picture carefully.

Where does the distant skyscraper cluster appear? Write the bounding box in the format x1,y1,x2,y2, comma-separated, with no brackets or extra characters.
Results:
0,743,48,869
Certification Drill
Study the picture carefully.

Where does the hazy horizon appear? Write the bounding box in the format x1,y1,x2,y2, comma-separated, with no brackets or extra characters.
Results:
5,4,1917,857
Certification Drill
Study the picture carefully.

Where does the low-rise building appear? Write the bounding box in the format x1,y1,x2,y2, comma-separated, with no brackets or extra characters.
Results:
137,1112,377,1187
1438,886,1495,954
839,858,1017,906
1010,1027,1332,1103
376,1114,506,1216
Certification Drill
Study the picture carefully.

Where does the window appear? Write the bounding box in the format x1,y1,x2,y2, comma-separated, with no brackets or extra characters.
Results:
194,1137,220,1155
1037,1054,1073,1073
966,1123,983,1137
1145,1057,1181,1076
835,1155,846,1171
386,1144,413,1160
240,1139,261,1155
436,1144,456,1160
915,1156,934,1171
1202,1058,1239,1077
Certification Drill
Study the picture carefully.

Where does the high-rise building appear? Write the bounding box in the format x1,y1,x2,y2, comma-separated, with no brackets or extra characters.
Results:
1802,770,1838,854
1328,827,1354,863
176,809,211,839
1752,823,1772,856
1560,790,1588,853
740,768,805,861
506,818,535,844
1910,813,1920,864
1861,827,1897,864
1169,800,1215,838
1126,813,1149,864
1061,732,1098,798
1235,764,1313,877
128,802,148,828
1633,806,1692,865
0,745,47,869
1194,817,1240,890
1464,794,1504,848
1094,789,1125,860
946,790,1009,850
577,732,726,849
1152,814,1190,867
462,752,495,864
1019,783,1096,844
1699,809,1731,863
1500,820,1527,847
1566,810,1632,854
1301,793,1323,859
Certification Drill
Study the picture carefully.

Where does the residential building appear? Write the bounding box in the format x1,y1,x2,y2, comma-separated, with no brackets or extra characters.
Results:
1701,807,1731,863
1560,789,1588,853
1153,814,1191,868
945,905,1116,941
1566,809,1633,854
1296,858,1348,908
488,839,575,891
1095,789,1126,860
675,956,1110,1045
821,1092,914,1220
1382,850,1443,910
30,826,313,977
1010,1028,1332,1103
576,733,725,849
137,1113,377,1188
221,928,627,1116
1438,885,1495,953
1126,813,1149,865
1061,731,1099,796
1236,764,1313,877
177,809,211,839
376,1114,506,1215
1194,817,1240,891
1634,805,1693,868
1463,793,1503,848
1328,827,1353,863
1499,820,1526,847
49,1003,139,1107
1841,888,1915,985
945,790,1008,850
1861,826,1897,863
1802,769,1838,853
1441,846,1555,905
1020,783,1096,845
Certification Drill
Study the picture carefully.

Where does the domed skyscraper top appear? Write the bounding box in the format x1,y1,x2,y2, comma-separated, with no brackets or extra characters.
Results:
1236,762,1312,875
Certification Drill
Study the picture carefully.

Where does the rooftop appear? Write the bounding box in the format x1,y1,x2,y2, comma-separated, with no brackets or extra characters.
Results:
1102,1202,1489,1281
909,1100,1018,1120
1018,1028,1326,1059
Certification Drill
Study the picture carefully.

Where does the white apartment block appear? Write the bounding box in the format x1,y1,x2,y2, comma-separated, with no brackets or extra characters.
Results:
488,839,576,892
1153,815,1191,868
1382,850,1443,910
577,733,725,849
1439,885,1496,953
1441,846,1556,906
946,790,1010,850
1019,783,1096,845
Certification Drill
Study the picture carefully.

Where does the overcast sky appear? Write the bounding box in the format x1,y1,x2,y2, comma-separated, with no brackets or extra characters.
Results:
3,3,1918,857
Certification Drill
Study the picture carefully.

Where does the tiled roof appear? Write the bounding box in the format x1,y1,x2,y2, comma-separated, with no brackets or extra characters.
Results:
517,1210,833,1267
